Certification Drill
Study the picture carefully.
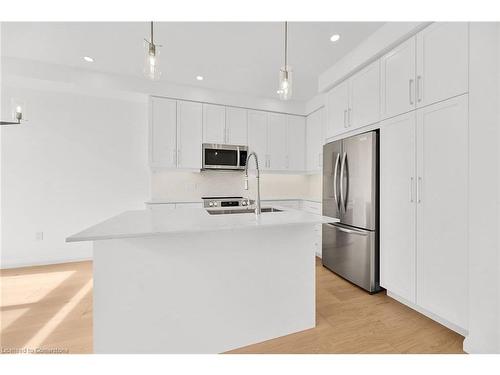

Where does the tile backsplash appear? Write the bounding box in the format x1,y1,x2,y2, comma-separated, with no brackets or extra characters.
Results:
151,170,321,202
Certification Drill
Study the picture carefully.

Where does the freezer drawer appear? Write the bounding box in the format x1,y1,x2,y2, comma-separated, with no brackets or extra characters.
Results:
322,223,380,292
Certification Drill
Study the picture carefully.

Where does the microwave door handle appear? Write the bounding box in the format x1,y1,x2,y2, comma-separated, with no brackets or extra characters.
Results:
333,153,340,211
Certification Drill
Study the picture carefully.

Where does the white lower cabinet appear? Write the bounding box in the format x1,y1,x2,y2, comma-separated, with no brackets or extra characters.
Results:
380,94,468,332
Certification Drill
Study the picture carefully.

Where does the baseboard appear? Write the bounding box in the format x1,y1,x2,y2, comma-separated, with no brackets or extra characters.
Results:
387,290,468,337
0,256,93,270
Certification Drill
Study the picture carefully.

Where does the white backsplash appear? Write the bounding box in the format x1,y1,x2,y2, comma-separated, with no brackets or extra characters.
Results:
151,170,321,202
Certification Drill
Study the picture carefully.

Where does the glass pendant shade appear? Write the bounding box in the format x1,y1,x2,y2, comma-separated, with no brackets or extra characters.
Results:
12,98,26,121
278,66,293,101
144,41,161,81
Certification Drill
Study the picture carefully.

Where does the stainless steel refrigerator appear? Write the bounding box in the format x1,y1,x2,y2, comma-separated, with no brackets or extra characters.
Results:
322,130,381,293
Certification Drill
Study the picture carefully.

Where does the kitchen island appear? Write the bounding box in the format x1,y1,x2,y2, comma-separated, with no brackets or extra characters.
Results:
66,207,335,353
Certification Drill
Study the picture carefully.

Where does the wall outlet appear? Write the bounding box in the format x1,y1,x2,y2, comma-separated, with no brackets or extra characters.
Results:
35,232,44,241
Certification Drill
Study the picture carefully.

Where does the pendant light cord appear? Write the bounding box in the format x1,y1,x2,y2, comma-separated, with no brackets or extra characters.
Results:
284,21,288,68
150,21,154,44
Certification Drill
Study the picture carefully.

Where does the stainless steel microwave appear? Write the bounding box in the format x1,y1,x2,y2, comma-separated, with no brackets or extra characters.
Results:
202,143,248,170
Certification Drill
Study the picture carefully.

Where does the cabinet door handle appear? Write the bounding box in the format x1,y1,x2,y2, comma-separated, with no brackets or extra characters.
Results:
343,109,347,128
417,176,422,203
416,76,422,103
409,176,414,202
348,108,352,127
409,79,414,105
173,149,177,165
177,149,181,167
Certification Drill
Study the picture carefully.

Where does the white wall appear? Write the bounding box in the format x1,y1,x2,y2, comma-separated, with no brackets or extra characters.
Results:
151,171,318,202
0,83,150,268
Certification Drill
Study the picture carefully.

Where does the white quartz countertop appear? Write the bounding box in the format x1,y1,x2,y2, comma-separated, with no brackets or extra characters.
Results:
145,197,322,204
66,207,337,243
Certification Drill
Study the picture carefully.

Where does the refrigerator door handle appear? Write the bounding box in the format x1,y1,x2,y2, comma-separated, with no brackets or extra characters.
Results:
327,223,369,236
333,153,341,210
339,152,347,213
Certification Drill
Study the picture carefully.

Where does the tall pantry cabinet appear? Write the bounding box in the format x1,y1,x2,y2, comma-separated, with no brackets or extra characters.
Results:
380,95,469,331
379,22,469,333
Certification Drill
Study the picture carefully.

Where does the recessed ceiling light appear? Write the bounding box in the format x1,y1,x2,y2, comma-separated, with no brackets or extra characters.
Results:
330,34,341,42
196,75,204,81
83,56,94,63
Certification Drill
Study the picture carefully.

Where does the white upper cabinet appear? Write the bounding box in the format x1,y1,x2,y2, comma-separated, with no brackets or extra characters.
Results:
349,59,381,129
202,104,226,144
306,108,324,172
286,115,306,171
380,112,417,303
381,37,417,119
225,107,247,145
150,97,177,169
247,110,269,169
415,94,468,330
325,59,380,137
416,22,468,108
267,113,287,171
326,80,350,138
247,110,305,172
177,100,203,169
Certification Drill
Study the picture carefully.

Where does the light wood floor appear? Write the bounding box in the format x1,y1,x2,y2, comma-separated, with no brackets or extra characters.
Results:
0,259,464,354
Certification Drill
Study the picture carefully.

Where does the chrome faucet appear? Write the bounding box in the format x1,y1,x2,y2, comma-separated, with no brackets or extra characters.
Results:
244,152,261,215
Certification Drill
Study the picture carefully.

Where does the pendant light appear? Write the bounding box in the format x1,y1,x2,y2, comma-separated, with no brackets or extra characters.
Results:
144,21,161,80
278,21,293,101
1,99,25,126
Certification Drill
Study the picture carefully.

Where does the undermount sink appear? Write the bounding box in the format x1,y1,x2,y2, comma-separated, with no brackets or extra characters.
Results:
207,207,283,215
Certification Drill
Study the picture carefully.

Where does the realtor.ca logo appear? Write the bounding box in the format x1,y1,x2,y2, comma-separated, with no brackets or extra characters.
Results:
1,347,69,354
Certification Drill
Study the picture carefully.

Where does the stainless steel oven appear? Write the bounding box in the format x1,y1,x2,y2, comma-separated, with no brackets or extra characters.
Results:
202,143,248,170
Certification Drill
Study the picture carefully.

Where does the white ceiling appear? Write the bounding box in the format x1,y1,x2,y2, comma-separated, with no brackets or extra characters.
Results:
1,22,384,101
